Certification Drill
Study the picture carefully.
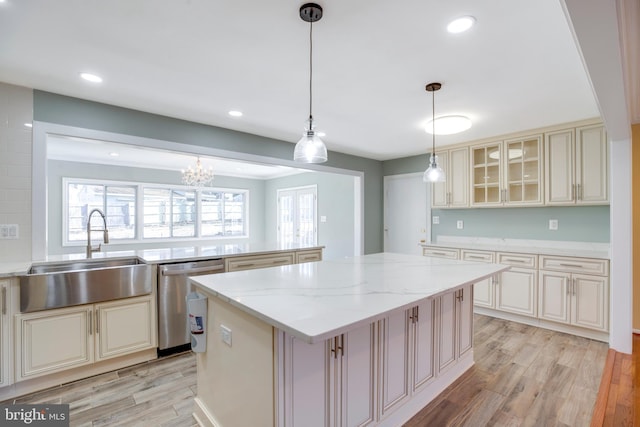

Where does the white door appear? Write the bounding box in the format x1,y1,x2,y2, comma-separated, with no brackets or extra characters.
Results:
384,173,428,255
277,186,317,247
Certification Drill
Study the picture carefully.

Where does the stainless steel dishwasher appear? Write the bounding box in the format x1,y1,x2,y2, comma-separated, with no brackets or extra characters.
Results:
157,258,225,356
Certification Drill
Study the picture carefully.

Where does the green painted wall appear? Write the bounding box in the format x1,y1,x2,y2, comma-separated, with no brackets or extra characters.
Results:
382,155,610,243
34,91,384,254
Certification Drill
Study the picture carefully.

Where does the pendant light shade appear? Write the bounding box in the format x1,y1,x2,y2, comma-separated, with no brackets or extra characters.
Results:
294,3,328,164
423,82,446,183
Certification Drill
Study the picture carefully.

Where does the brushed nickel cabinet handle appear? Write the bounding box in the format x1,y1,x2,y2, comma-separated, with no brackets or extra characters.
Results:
95,309,100,334
89,311,93,335
1,286,6,315
559,263,583,268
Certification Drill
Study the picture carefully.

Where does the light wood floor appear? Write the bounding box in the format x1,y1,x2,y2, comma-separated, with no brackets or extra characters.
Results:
3,314,608,426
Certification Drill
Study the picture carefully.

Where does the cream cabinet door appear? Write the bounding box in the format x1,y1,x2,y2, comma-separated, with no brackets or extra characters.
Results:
538,270,571,324
0,280,9,387
379,309,410,418
457,285,474,358
545,129,575,205
576,124,608,204
280,334,329,427
16,306,94,380
412,299,435,392
496,268,537,317
572,274,608,331
95,296,155,361
437,290,457,373
461,250,495,309
503,135,543,205
336,324,377,427
471,142,503,206
433,148,469,208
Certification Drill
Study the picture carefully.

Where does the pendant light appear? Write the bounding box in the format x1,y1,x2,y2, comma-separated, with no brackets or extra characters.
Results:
423,82,446,183
294,3,328,163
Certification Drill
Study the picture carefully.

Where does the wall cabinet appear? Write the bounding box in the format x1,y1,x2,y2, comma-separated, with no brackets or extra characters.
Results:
471,135,543,207
0,279,11,388
432,147,469,208
279,322,376,427
545,124,608,205
15,295,156,380
539,256,609,332
495,252,538,318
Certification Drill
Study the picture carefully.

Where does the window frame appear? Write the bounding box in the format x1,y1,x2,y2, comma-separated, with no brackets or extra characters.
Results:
62,177,249,247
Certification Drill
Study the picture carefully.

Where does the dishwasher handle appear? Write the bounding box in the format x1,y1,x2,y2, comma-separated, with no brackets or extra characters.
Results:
160,264,225,276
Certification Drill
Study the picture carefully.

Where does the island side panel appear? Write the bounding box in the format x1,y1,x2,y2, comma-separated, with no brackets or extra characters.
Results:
193,288,274,427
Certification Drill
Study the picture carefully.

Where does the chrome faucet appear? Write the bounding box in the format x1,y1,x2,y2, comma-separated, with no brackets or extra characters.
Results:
86,208,109,258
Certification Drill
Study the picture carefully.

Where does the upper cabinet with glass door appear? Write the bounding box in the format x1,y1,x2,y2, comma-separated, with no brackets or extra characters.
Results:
471,135,543,207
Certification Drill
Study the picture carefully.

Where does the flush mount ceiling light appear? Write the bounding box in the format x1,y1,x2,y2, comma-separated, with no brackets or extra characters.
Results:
447,16,476,33
79,72,103,83
182,157,214,187
293,3,328,164
425,115,472,135
423,82,446,183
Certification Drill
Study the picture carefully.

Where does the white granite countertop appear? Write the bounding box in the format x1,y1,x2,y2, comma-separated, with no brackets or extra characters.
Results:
191,252,509,344
0,243,323,277
424,236,610,259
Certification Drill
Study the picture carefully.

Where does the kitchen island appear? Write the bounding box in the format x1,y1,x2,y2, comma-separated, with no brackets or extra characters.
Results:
190,253,509,427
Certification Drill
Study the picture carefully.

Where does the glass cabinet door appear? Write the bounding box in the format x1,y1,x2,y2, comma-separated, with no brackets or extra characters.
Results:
504,135,542,204
471,143,502,205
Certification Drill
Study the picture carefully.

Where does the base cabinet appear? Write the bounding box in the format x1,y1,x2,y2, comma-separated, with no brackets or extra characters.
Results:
279,286,472,427
279,323,376,427
0,280,13,387
15,295,156,381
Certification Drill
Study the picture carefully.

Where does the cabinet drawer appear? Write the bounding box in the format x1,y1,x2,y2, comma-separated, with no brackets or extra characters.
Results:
497,252,537,269
461,250,494,263
225,253,295,272
296,249,323,264
422,247,459,260
539,256,608,276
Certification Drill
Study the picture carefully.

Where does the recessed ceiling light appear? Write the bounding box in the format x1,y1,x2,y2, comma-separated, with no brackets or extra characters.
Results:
79,72,103,83
109,152,119,157
24,123,32,128
317,132,326,137
447,16,476,34
425,115,472,135
228,110,243,117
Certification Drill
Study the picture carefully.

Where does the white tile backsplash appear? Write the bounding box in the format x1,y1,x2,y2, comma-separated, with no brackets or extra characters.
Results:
0,82,33,261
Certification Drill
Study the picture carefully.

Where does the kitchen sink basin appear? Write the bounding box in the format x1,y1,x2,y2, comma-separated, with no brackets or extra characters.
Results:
20,257,153,313
27,257,144,274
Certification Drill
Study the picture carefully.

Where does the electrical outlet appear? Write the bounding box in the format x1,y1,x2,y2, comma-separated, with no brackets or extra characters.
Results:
220,325,232,347
432,216,440,224
456,220,464,230
549,219,558,230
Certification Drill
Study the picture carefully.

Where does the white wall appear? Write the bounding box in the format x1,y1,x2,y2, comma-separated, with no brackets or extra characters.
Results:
0,83,33,261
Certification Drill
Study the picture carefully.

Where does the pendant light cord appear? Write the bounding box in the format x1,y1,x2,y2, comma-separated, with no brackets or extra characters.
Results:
431,88,435,156
309,19,314,123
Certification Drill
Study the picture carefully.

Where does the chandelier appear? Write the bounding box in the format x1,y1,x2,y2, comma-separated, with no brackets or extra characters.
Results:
181,157,214,187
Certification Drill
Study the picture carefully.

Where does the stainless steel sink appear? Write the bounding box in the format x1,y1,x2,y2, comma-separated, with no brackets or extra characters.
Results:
20,257,153,313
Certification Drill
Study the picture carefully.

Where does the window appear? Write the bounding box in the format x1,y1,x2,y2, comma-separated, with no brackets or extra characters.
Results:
64,178,248,245
201,190,246,237
66,182,136,242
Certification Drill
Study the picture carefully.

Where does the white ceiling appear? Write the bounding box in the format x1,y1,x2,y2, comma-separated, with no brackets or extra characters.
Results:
0,0,601,161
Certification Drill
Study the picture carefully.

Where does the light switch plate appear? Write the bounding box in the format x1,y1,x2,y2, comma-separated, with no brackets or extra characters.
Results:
432,216,440,224
220,325,232,347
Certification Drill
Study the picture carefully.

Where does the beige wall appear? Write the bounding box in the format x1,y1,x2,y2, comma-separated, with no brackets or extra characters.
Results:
633,123,640,331
0,83,33,261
